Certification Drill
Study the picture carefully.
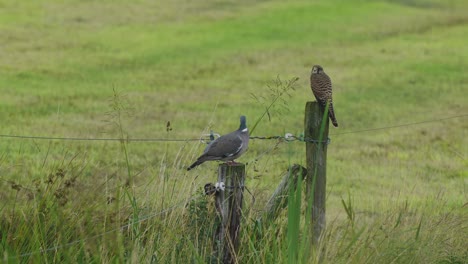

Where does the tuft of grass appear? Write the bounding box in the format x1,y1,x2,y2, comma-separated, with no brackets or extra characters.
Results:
341,191,356,228
250,76,299,135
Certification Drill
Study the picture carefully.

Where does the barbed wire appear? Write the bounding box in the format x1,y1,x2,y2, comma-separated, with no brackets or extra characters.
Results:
10,196,195,260
251,134,330,144
0,113,466,143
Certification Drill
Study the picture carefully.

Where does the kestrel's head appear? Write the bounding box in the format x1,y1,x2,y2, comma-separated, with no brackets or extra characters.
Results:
312,65,323,74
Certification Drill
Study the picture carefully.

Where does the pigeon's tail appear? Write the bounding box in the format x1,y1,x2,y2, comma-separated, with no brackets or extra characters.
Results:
187,158,205,171
328,102,338,127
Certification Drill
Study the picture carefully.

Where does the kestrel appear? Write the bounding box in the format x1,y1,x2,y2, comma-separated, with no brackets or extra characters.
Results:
310,65,338,127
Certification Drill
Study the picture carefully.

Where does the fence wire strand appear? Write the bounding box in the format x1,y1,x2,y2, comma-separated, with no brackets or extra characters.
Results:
0,134,200,142
0,113,466,143
330,114,468,136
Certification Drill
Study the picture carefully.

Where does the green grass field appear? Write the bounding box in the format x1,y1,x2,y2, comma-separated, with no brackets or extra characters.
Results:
1,0,467,263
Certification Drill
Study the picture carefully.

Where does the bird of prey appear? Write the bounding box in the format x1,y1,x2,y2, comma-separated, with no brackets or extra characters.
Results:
187,116,249,170
310,65,338,127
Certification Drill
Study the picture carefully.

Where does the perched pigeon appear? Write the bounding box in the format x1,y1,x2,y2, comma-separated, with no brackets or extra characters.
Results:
187,116,249,171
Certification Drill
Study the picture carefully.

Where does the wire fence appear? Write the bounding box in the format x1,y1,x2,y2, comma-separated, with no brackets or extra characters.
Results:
0,113,466,143
2,112,467,259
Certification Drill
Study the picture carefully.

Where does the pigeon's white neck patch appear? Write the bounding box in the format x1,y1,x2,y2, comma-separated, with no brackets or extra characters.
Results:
242,128,248,132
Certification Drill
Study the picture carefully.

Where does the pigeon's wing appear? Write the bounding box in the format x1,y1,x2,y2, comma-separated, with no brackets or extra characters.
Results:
204,133,243,159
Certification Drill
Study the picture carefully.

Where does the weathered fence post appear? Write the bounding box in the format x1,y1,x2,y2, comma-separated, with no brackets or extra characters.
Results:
304,101,329,244
213,163,245,264
261,164,307,222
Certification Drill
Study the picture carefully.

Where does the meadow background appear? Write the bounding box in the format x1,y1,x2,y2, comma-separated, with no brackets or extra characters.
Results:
0,0,467,263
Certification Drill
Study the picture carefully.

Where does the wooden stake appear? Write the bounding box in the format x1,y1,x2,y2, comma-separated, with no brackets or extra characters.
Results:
261,164,307,222
304,101,329,244
213,163,245,264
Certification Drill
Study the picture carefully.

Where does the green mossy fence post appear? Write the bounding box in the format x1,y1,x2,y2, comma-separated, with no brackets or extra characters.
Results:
261,164,307,222
213,163,245,264
305,101,329,244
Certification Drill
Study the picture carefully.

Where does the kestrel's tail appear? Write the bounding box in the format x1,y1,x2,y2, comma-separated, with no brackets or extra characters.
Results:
328,102,338,127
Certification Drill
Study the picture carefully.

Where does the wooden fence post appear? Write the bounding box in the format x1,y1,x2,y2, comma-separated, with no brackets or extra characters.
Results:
261,164,307,222
213,163,245,264
304,101,329,244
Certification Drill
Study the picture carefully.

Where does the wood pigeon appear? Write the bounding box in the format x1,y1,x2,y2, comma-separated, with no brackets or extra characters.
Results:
187,116,249,171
